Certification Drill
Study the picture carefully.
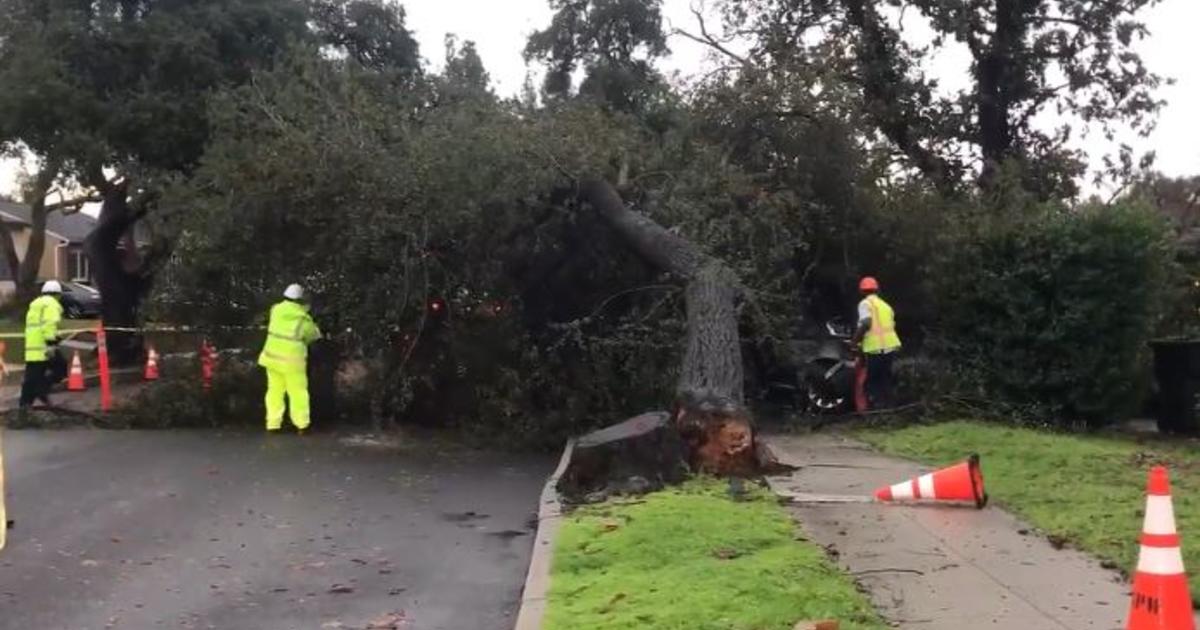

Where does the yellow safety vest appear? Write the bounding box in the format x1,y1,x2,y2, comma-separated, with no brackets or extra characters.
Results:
861,294,901,355
257,300,321,374
24,295,63,363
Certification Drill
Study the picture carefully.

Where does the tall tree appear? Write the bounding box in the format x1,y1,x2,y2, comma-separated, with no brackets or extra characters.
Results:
525,0,669,112
717,0,1166,199
0,0,419,359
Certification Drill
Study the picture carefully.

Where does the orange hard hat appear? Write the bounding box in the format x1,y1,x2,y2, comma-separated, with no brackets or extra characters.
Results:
859,276,879,292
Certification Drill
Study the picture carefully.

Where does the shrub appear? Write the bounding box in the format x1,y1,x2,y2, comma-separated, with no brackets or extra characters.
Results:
932,201,1174,426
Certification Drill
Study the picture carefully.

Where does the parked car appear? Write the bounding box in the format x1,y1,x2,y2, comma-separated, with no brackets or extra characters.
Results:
60,281,102,319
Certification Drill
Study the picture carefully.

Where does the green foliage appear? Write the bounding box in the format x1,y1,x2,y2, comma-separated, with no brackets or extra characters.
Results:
860,420,1200,594
309,0,422,76
0,0,310,173
525,0,669,111
932,199,1174,426
720,0,1166,197
117,356,265,429
546,478,885,629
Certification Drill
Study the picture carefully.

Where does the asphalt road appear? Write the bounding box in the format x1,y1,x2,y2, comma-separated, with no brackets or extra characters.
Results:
0,430,551,630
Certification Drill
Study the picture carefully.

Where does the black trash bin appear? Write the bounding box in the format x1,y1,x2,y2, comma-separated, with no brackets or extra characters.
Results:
1150,339,1200,434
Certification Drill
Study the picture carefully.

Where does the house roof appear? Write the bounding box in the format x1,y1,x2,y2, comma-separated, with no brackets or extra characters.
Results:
0,199,98,243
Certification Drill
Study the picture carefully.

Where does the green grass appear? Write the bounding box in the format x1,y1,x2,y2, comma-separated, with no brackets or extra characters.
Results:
544,479,885,630
858,420,1200,591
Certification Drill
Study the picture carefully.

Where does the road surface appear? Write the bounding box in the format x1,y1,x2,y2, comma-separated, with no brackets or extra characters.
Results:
0,429,550,630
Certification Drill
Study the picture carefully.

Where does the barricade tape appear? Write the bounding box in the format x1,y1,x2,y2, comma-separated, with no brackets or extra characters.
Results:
0,324,266,340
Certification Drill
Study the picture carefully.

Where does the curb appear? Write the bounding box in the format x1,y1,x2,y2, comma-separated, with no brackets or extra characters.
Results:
512,439,575,630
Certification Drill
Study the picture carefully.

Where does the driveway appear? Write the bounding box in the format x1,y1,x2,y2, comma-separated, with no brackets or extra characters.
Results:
0,430,551,630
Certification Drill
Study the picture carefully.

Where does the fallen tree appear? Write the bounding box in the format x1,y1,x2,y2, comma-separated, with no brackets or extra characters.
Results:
557,179,790,500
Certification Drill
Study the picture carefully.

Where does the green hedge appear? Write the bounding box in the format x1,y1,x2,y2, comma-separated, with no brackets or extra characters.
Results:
934,202,1174,426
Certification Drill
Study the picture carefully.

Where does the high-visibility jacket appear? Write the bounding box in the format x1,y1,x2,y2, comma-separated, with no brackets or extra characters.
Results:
861,294,901,355
257,300,321,374
24,294,63,363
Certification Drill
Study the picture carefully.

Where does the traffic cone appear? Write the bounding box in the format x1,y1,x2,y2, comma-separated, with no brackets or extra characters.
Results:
67,351,86,391
1126,465,1194,630
144,346,160,381
874,454,987,509
200,340,215,391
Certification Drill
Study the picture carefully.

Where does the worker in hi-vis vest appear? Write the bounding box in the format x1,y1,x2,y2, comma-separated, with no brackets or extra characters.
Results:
258,284,322,433
20,280,67,409
852,276,902,409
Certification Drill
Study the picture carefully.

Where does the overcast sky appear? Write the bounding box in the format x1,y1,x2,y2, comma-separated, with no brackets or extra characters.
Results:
2,0,1196,197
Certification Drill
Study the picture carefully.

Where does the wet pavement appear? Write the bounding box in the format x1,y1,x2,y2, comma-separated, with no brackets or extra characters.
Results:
0,429,551,630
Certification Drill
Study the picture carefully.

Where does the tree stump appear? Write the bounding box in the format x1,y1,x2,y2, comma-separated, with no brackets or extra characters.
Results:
556,412,690,502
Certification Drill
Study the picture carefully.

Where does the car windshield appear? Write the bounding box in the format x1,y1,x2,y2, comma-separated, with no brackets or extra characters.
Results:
66,283,98,295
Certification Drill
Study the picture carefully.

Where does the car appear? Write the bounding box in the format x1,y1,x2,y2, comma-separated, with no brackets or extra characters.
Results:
59,281,102,319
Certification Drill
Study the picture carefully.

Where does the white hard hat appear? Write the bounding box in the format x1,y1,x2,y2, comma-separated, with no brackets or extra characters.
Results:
42,280,63,294
283,284,305,300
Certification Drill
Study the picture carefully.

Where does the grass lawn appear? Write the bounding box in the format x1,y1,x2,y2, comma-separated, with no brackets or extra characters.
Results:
858,420,1200,591
544,479,885,630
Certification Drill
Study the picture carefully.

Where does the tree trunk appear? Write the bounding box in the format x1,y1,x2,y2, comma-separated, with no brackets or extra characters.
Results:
84,180,146,364
0,220,22,300
554,179,788,499
5,161,65,307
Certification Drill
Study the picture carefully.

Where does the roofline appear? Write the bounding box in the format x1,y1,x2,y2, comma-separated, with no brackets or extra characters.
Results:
0,208,78,243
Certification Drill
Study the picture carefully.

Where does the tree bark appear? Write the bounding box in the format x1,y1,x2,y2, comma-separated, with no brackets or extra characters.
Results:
570,178,786,481
84,178,147,364
3,160,65,307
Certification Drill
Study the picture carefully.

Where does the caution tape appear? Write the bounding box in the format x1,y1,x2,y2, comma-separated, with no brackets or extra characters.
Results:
0,324,267,340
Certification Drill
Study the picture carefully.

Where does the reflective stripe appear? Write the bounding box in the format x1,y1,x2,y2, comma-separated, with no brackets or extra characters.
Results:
1143,496,1177,535
918,473,936,499
1136,545,1186,575
1141,533,1181,548
268,332,303,342
889,481,914,500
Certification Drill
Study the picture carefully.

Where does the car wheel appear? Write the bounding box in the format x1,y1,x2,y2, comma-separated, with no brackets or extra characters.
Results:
802,358,852,414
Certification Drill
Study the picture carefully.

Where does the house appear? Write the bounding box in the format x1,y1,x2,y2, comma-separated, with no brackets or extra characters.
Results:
0,199,98,296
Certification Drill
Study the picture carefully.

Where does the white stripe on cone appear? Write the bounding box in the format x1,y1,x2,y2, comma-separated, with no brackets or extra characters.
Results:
889,482,913,500
918,473,936,498
1136,545,1187,575
1144,495,1178,535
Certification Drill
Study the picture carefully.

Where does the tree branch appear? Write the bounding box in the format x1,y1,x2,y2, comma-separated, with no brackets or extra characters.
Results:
672,5,748,66
45,194,102,213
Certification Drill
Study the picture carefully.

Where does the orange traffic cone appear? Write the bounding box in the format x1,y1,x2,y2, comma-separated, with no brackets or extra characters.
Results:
1127,465,1194,630
144,346,160,381
67,351,86,391
874,454,987,509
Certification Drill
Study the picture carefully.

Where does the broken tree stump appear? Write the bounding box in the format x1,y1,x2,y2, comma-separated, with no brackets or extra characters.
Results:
556,412,690,502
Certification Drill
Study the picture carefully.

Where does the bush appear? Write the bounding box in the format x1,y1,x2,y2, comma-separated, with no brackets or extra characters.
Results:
119,355,266,429
933,201,1174,426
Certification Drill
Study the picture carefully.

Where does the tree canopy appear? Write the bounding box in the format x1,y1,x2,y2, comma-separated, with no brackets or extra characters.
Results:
0,0,1185,438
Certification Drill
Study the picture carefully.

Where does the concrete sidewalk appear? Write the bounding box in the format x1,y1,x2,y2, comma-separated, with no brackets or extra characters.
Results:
765,433,1171,630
